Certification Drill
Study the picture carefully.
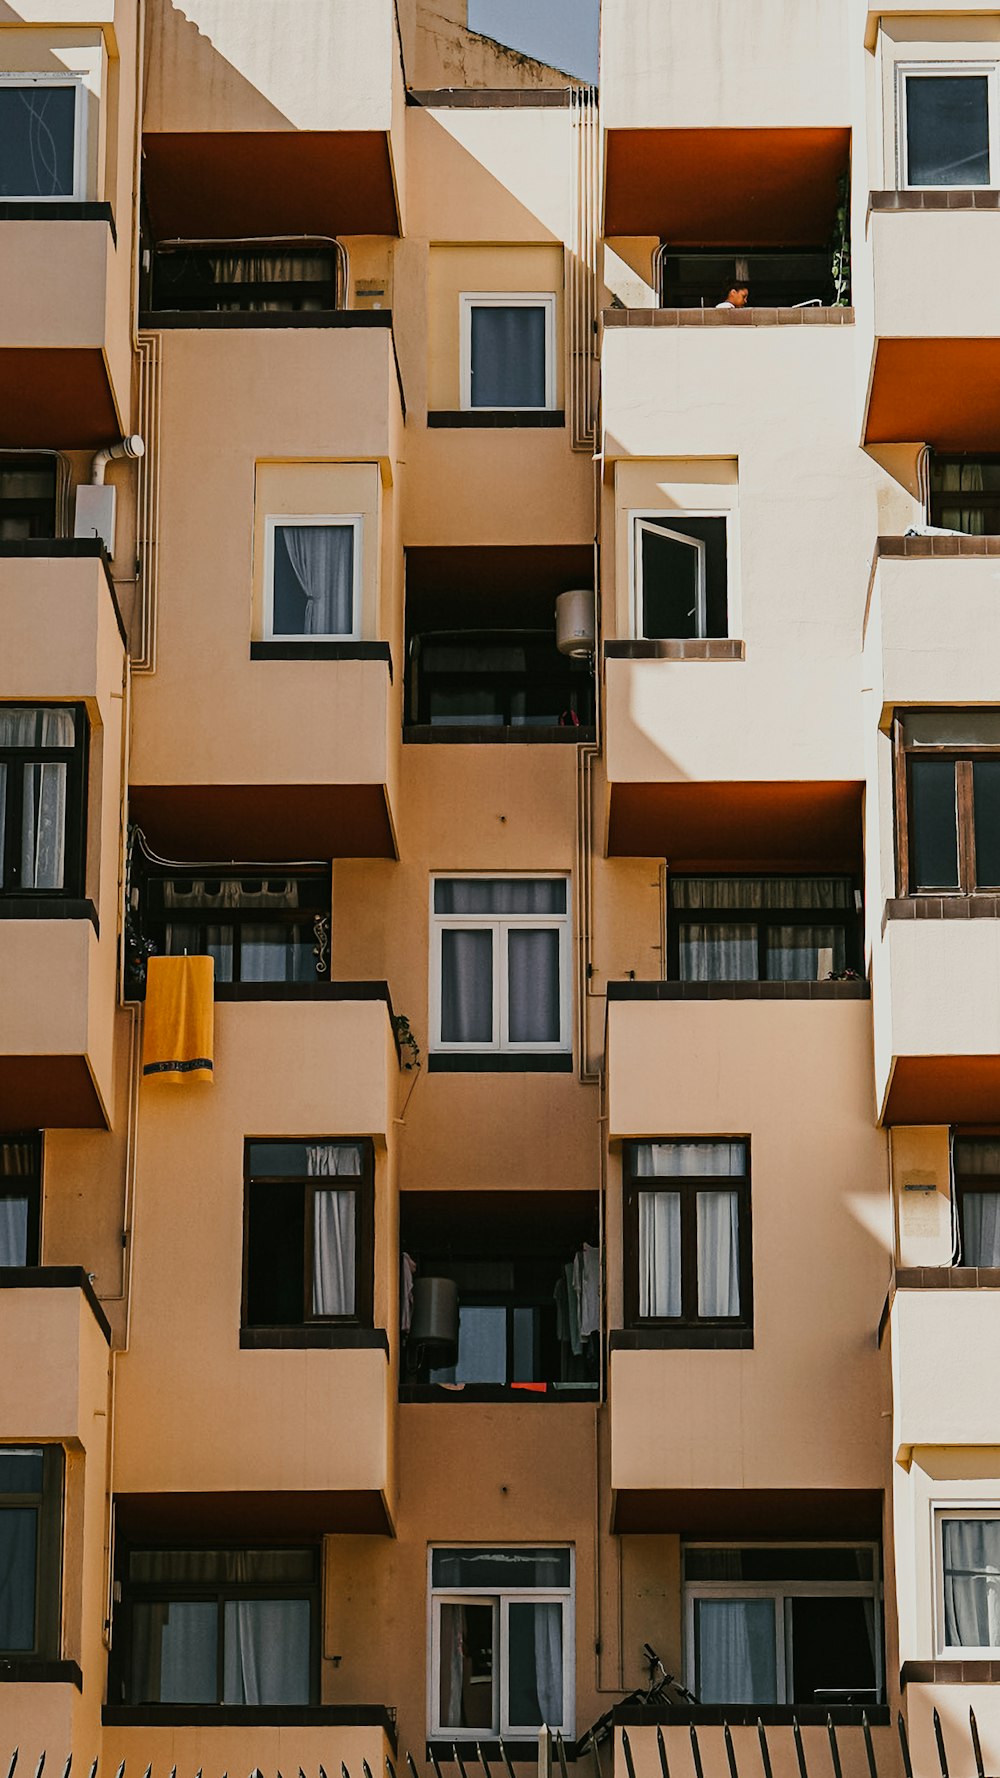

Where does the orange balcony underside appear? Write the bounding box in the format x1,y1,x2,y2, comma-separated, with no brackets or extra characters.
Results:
0,348,119,448
607,780,864,869
0,1056,106,1131
605,127,851,244
884,1055,1000,1125
129,783,396,861
142,131,399,239
866,338,1000,450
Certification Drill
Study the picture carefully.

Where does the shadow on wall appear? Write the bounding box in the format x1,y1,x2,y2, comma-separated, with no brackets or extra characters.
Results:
142,0,307,133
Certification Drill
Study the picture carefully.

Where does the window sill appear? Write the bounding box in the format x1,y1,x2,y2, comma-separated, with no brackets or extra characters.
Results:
241,1326,389,1352
603,308,854,328
0,1267,111,1343
609,1327,753,1351
874,534,1000,561
606,980,869,1001
0,897,98,934
871,188,1000,211
427,1053,573,1073
605,639,744,662
0,1659,82,1689
0,198,116,243
901,1660,1000,1685
884,894,1000,928
104,1705,397,1738
404,725,595,745
251,641,393,680
400,1383,599,1403
427,410,565,428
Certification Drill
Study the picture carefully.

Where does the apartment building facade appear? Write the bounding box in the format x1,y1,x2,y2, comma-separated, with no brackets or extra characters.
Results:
1,1,998,1774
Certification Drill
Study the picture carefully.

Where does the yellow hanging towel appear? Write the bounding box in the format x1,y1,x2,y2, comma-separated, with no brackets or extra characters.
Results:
142,955,215,1084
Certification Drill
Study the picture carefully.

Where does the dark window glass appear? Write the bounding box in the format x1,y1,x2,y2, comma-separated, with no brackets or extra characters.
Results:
469,305,547,409
0,1133,41,1267
685,1546,874,1583
929,457,1000,535
432,1548,572,1589
439,1600,495,1727
910,757,959,889
638,517,728,640
973,759,1000,885
953,1137,1000,1267
243,1140,372,1329
0,84,76,198
906,74,991,186
0,459,57,541
412,631,593,732
151,245,340,314
0,1445,61,1658
789,1596,878,1704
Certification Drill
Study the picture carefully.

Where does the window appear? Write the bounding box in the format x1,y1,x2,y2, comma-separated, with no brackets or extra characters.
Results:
896,710,1000,894
624,1141,752,1333
0,705,86,897
929,455,1000,535
0,76,84,200
0,458,57,540
408,630,593,732
263,515,361,641
953,1137,1000,1268
937,1512,1000,1654
667,876,860,982
460,295,556,412
401,1192,600,1400
142,870,330,986
429,1547,574,1738
117,1546,318,1706
684,1544,881,1707
659,249,838,310
632,515,728,641
0,1446,63,1658
898,64,999,188
150,241,344,313
430,877,571,1057
0,1133,41,1267
243,1140,374,1329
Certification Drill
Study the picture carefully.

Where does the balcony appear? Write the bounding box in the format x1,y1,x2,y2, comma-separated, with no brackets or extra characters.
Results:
885,1272,1000,1460
865,537,1000,718
0,539,126,703
606,987,886,1526
141,0,403,239
873,916,1000,1123
865,198,1000,449
102,1712,397,1777
112,991,398,1527
0,207,128,445
0,1268,111,1444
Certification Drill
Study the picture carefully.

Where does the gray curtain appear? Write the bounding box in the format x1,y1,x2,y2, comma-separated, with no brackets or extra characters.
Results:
222,1597,311,1704
0,1507,36,1651
634,1141,746,1177
441,928,494,1043
508,1599,563,1727
943,1519,1000,1649
679,922,757,981
210,251,330,312
696,1191,741,1317
696,1598,777,1704
672,877,850,911
638,1191,681,1318
279,524,354,636
470,305,547,409
508,928,560,1043
962,1193,1000,1268
0,1197,28,1267
437,879,565,915
433,1304,507,1384
766,925,843,981
132,1599,217,1703
938,460,985,534
0,708,75,892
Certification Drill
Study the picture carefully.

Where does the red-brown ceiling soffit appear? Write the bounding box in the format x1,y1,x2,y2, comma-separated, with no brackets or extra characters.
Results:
607,780,864,870
142,132,399,240
605,127,851,245
866,339,1000,451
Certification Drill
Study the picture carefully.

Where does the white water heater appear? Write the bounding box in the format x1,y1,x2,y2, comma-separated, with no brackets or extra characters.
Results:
555,587,596,657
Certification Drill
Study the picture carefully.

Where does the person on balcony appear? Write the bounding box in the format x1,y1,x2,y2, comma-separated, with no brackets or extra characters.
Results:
717,280,750,309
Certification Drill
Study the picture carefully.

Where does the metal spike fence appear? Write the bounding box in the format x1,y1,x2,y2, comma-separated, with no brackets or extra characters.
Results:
4,1712,997,1778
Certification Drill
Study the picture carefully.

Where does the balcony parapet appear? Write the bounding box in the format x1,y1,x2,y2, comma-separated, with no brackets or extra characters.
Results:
603,307,854,328
607,979,869,1002
871,187,1000,212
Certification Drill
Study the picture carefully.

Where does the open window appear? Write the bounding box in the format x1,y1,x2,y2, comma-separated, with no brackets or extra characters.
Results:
113,1545,319,1706
895,710,1000,895
667,876,861,982
684,1543,881,1707
633,515,728,640
243,1139,374,1333
401,1192,599,1400
429,1547,574,1739
0,1133,41,1267
898,64,999,189
264,515,362,640
0,1446,63,1660
0,76,85,200
0,705,87,899
624,1141,752,1340
460,294,556,411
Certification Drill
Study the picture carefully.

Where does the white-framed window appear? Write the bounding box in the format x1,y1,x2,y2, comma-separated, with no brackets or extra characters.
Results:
459,294,557,412
935,1509,1000,1655
428,1546,574,1738
683,1544,882,1707
897,62,1000,188
630,512,730,641
429,875,571,1056
263,515,362,641
0,75,87,201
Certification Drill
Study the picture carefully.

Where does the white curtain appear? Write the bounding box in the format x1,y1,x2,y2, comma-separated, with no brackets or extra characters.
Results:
279,524,354,636
0,1197,28,1267
679,923,757,981
222,1597,311,1704
307,1143,361,1316
507,928,560,1043
766,925,843,981
962,1193,1000,1267
697,1191,741,1317
0,709,75,893
531,1602,563,1727
672,877,850,912
240,923,312,983
634,1141,746,1178
165,921,234,979
638,1191,681,1317
142,1599,216,1703
441,928,494,1043
943,1520,1000,1649
696,1598,777,1704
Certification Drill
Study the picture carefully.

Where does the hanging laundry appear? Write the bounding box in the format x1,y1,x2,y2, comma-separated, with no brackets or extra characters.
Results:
142,955,215,1083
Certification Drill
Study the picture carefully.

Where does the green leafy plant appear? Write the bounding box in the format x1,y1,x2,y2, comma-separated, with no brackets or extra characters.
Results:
393,1014,422,1071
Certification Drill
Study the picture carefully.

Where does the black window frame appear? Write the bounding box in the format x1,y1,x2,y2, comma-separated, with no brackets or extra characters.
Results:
0,1131,42,1267
141,868,331,987
242,1138,375,1333
0,1443,64,1660
0,702,87,900
666,875,862,982
894,712,1000,895
0,456,57,540
111,1542,321,1708
929,453,1000,535
623,1139,753,1338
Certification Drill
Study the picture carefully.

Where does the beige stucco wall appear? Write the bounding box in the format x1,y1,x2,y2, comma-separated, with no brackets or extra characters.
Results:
865,555,1000,720
872,921,1000,1118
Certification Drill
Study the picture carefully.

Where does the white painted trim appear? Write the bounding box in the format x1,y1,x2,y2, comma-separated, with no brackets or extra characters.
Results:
628,508,732,642
459,292,558,412
263,513,363,641
0,73,88,201
896,61,1000,190
428,873,572,1056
